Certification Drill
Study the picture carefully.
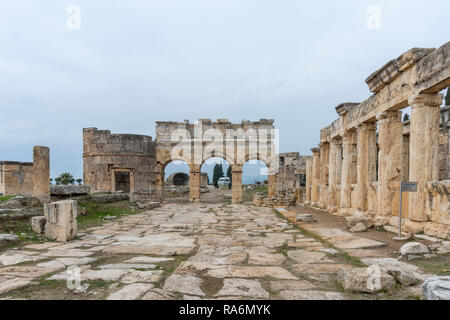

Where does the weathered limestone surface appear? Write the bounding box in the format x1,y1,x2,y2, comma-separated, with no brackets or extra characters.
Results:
408,93,443,222
304,42,450,240
355,123,377,212
377,111,403,217
32,146,50,203
44,200,77,242
310,148,320,205
83,128,157,196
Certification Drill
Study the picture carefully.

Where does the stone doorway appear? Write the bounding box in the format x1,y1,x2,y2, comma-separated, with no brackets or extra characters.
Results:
114,171,131,193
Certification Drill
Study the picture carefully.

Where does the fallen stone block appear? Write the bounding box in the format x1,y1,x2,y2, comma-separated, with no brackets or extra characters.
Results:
0,234,20,247
136,200,160,210
422,276,450,300
44,200,77,242
345,212,374,229
399,242,430,260
337,267,395,293
350,222,367,233
31,216,46,234
296,214,316,223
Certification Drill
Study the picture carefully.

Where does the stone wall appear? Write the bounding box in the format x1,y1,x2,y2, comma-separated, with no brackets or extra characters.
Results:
83,128,157,196
0,146,50,202
304,41,450,240
0,161,34,196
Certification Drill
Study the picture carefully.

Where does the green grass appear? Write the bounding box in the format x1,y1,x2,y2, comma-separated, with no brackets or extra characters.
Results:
77,200,143,229
0,195,14,202
242,185,268,202
408,255,450,276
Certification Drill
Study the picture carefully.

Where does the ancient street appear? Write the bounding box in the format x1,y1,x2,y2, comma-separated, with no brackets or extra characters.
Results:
0,190,435,300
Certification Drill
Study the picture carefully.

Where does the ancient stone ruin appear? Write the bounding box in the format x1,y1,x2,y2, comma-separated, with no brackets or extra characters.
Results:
302,42,450,240
0,146,50,203
82,128,158,199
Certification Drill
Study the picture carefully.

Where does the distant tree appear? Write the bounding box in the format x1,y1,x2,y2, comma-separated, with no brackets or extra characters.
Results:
445,87,450,106
403,113,409,121
50,178,53,185
226,166,232,182
212,164,224,185
76,179,83,185
55,172,75,185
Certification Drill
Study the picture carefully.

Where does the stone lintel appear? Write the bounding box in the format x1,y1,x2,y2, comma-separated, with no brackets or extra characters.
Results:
335,103,360,116
366,47,434,93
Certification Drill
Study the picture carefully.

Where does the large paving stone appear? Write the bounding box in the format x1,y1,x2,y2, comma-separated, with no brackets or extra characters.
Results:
269,280,316,291
287,250,333,264
215,279,269,299
107,283,154,300
279,290,344,300
163,274,205,296
207,266,297,280
0,276,33,294
248,251,286,265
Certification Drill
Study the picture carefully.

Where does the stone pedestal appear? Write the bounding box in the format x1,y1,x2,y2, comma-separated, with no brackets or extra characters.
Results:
355,123,377,212
339,131,357,215
310,148,320,205
32,146,50,203
377,111,403,216
408,93,443,222
189,165,201,202
231,165,243,203
44,200,77,242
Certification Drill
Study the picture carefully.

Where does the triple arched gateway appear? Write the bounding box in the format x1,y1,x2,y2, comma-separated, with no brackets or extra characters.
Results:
155,119,279,203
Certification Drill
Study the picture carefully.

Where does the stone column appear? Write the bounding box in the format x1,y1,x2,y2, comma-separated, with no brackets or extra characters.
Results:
189,164,201,202
328,139,342,213
355,123,377,212
310,148,320,205
231,165,243,203
33,146,50,203
339,131,357,215
268,174,276,198
408,93,443,222
319,142,330,209
377,111,403,216
305,157,313,205
155,165,165,202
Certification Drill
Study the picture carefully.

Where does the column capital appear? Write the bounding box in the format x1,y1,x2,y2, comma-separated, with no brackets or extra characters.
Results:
376,110,402,123
311,147,320,155
342,130,357,145
408,93,444,108
357,122,377,131
330,138,343,145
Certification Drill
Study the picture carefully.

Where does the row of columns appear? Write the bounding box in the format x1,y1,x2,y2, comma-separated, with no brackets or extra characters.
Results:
305,93,444,222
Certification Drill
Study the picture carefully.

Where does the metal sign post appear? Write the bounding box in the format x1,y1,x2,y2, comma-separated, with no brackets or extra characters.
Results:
394,181,417,241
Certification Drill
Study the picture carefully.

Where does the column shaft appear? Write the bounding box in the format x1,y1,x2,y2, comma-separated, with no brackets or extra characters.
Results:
408,93,443,221
377,111,403,216
356,123,377,211
310,148,320,204
33,146,50,203
231,165,243,203
189,164,201,202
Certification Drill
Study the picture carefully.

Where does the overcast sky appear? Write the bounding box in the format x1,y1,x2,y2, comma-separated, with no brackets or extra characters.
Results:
1,0,449,179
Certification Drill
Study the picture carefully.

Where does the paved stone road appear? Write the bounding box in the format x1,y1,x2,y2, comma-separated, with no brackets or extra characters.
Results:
0,202,428,299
